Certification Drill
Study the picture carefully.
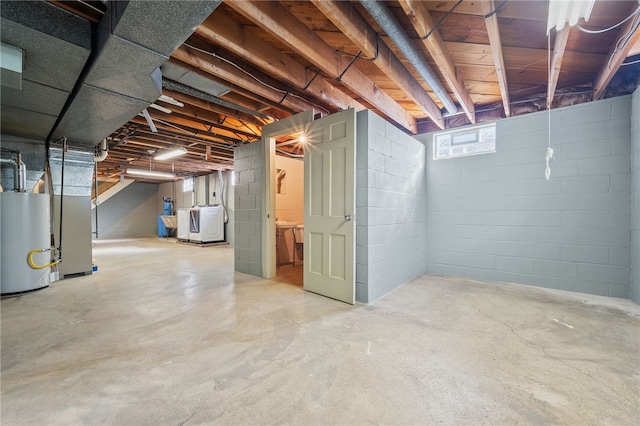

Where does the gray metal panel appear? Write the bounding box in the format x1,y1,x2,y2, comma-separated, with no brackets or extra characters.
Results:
160,61,190,82
54,196,93,277
51,84,150,145
161,62,230,97
0,15,90,92
1,67,21,90
0,1,91,142
0,135,46,164
84,34,165,103
0,1,91,50
49,148,94,196
0,106,57,140
1,80,68,117
111,0,223,56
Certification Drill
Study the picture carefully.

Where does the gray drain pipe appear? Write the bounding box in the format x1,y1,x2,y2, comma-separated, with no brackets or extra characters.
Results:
359,0,458,115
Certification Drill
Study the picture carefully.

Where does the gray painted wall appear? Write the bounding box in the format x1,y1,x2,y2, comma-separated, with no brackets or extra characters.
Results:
356,110,427,303
233,142,264,276
631,88,640,304
416,95,633,298
93,182,158,239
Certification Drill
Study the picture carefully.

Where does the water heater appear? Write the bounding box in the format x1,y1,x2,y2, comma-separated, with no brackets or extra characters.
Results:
1,192,51,294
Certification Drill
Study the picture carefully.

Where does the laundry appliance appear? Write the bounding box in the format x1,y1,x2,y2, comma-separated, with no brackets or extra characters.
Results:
177,205,224,243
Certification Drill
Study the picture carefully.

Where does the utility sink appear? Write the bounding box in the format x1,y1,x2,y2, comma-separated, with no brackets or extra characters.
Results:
276,220,296,227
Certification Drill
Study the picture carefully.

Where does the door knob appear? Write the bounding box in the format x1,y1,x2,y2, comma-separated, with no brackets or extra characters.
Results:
345,215,352,221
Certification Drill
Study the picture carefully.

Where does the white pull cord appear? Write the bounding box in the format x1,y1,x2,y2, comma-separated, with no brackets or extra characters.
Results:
545,33,553,181
545,147,555,180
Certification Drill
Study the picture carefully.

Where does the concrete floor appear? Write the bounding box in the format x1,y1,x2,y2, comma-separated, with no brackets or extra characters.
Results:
2,238,639,425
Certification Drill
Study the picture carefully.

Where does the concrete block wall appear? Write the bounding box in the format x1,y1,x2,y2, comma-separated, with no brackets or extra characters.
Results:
233,142,264,276
631,88,640,304
416,96,633,298
356,110,427,303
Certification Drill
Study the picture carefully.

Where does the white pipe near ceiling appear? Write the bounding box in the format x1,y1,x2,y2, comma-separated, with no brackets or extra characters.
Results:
93,139,108,162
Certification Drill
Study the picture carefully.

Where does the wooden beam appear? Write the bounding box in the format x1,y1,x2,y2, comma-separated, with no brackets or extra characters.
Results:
196,11,365,113
311,0,444,128
170,105,260,139
121,140,217,163
130,115,247,145
172,46,317,114
397,0,475,124
124,137,233,162
227,0,417,133
547,26,570,109
123,125,236,153
480,0,511,117
164,105,259,139
593,14,640,100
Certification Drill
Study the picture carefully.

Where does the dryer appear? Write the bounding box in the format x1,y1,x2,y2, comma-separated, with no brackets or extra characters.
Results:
177,205,224,243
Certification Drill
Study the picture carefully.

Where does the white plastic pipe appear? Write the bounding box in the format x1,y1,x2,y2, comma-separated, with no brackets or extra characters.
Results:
94,139,108,162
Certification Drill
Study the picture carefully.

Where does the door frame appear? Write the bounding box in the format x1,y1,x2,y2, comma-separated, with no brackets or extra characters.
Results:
261,110,314,279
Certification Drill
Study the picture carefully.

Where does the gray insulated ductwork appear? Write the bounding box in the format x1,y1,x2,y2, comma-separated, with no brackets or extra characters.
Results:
51,0,223,146
359,0,458,115
0,135,48,192
0,1,92,141
49,148,95,196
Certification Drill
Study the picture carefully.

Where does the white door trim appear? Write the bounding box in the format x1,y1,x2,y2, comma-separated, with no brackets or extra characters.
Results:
261,111,314,279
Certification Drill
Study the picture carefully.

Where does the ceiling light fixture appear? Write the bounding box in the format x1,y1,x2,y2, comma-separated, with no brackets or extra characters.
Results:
298,134,307,144
159,95,185,107
126,168,176,179
547,0,595,34
154,147,187,161
141,108,158,132
149,103,172,114
0,42,23,90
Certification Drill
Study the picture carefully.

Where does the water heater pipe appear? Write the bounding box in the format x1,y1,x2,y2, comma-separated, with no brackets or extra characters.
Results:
94,139,108,162
0,149,26,191
27,248,60,269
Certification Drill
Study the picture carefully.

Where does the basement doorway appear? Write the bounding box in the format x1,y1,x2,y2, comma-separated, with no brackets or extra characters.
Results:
273,134,304,287
262,109,356,304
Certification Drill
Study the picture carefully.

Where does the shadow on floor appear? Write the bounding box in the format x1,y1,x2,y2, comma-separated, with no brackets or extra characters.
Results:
275,262,303,287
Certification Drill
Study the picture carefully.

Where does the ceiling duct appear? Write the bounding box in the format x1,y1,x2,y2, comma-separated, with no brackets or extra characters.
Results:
51,0,223,145
161,77,273,121
359,0,458,115
0,135,48,192
161,61,231,98
0,1,92,141
49,148,95,196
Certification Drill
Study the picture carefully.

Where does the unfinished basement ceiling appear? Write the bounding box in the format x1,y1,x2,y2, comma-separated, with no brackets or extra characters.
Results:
4,0,640,184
